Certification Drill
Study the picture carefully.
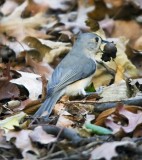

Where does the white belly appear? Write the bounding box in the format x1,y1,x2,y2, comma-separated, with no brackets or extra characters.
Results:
64,75,93,96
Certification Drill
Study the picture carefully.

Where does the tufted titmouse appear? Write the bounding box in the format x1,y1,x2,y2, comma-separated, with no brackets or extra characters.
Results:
34,33,107,117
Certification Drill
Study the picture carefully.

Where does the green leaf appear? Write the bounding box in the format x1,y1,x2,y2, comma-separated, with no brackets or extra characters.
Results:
85,122,112,135
85,82,96,92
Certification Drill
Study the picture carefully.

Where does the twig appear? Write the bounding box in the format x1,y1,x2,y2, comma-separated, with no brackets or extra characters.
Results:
38,151,65,160
96,60,116,77
48,128,64,154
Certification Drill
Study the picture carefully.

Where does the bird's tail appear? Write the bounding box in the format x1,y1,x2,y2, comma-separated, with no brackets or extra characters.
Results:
34,91,62,117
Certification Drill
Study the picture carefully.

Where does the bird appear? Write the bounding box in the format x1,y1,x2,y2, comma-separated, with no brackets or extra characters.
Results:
34,32,106,117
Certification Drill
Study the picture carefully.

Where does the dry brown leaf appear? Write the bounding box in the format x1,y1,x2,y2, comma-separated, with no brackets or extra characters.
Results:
95,108,116,126
59,0,93,31
105,104,142,133
93,36,138,87
23,36,51,60
95,104,142,126
6,41,30,56
18,99,33,111
56,111,75,127
34,0,76,11
111,20,141,42
111,37,138,81
0,81,20,100
21,99,42,114
128,0,142,9
0,1,49,41
133,36,142,50
54,103,65,115
131,55,142,76
39,39,71,63
104,0,124,8
98,80,128,102
88,0,108,21
22,0,47,17
99,18,115,36
25,53,53,79
24,27,52,40
24,36,71,63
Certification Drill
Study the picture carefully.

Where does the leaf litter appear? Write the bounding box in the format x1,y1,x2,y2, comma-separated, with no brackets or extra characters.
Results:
0,0,142,159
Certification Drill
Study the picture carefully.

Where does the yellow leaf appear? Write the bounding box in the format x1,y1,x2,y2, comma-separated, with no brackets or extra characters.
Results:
0,112,26,131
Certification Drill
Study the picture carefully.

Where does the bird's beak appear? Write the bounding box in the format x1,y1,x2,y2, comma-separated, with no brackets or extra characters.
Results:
102,39,109,44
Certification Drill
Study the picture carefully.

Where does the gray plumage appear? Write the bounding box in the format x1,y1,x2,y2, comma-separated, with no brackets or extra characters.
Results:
34,33,102,117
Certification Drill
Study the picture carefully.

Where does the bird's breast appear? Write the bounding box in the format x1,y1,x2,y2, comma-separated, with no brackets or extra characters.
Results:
64,75,93,96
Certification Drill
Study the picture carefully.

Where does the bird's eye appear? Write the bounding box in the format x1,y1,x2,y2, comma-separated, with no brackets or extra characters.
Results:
95,37,99,42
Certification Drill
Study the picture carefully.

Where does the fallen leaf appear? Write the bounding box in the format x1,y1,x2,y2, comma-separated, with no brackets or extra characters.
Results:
56,111,74,127
10,71,42,100
34,0,76,11
39,38,71,63
59,0,93,31
133,36,142,50
111,20,141,42
25,53,53,79
0,81,20,101
128,0,142,9
0,1,49,41
54,103,65,115
105,104,142,133
93,36,138,87
95,104,142,125
30,126,57,144
98,80,128,102
0,112,26,131
104,0,124,8
0,130,13,148
6,129,39,158
90,141,135,160
0,0,18,15
3,100,21,110
24,36,71,63
131,55,142,76
22,0,47,17
95,107,116,126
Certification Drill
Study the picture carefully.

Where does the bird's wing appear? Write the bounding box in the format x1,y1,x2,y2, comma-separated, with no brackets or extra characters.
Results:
47,55,96,96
